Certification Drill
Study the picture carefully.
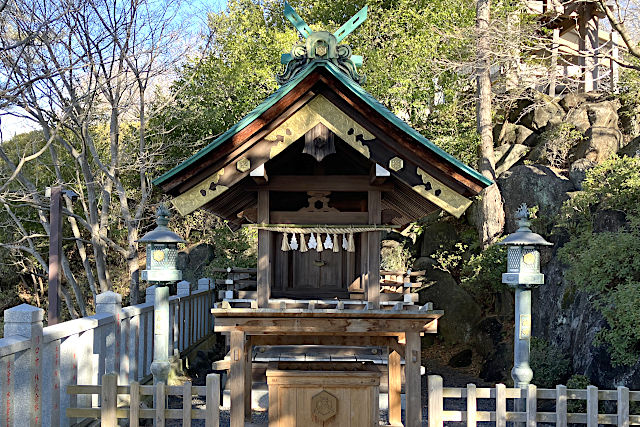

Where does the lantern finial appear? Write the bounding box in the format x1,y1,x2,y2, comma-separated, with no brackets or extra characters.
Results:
156,204,170,227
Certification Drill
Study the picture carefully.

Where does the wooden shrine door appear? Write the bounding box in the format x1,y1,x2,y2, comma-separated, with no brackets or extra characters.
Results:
273,233,356,299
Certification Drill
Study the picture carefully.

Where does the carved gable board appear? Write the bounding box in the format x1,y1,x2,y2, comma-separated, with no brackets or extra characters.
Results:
154,61,491,222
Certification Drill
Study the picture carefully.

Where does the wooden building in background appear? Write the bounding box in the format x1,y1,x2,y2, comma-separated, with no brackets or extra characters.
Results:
525,0,622,94
154,4,490,426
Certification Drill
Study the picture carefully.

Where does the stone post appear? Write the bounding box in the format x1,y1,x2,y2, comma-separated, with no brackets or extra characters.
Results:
150,286,170,385
512,286,533,388
197,278,211,291
177,281,191,297
145,285,157,305
4,304,44,427
96,291,122,374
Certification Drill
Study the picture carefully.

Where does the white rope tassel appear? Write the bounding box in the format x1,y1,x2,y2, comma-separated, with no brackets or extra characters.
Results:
342,233,348,250
324,233,333,250
347,232,355,252
281,232,291,251
308,233,317,249
316,233,323,252
300,233,308,252
332,234,339,252
290,233,298,250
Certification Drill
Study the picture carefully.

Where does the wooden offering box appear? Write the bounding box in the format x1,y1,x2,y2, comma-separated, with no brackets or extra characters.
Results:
267,362,381,427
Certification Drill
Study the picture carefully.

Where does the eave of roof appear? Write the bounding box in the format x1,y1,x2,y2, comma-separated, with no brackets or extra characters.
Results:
153,60,492,188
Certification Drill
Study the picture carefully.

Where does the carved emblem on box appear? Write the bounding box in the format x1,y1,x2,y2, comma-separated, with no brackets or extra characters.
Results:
311,390,337,422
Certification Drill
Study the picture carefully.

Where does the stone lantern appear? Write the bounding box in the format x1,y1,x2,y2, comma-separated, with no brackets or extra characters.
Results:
500,203,552,391
139,205,185,284
138,204,185,385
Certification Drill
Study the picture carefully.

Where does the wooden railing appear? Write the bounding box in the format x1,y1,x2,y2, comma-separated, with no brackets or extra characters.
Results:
67,372,220,427
217,267,425,303
427,375,640,426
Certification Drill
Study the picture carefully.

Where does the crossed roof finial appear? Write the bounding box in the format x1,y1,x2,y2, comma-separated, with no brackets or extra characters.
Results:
277,2,368,85
283,2,368,42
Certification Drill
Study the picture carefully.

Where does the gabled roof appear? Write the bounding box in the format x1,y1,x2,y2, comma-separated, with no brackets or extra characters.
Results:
153,60,491,189
154,60,491,221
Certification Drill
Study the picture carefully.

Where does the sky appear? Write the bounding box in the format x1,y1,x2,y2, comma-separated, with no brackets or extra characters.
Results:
0,0,226,140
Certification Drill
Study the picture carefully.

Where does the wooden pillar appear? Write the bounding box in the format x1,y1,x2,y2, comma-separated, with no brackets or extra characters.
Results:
610,31,620,93
367,190,381,309
257,190,271,307
388,347,402,426
229,331,246,427
405,331,422,427
244,336,252,421
549,27,559,96
48,185,62,325
578,4,599,92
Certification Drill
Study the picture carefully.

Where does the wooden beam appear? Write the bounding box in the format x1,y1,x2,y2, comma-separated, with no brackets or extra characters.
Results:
250,164,268,184
367,190,381,309
405,331,422,427
549,27,559,96
246,175,393,192
229,331,246,427
244,337,252,421
317,80,486,195
159,76,320,193
269,211,368,224
370,164,390,185
250,335,403,354
257,190,271,307
578,3,599,92
214,317,428,334
388,349,402,426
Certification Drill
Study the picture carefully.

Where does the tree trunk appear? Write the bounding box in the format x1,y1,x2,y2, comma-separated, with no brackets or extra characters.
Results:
475,0,505,247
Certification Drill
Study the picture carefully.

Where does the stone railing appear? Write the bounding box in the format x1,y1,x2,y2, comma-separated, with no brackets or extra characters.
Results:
0,278,216,427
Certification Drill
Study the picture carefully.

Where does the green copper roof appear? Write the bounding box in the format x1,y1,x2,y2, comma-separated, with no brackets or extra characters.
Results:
153,60,492,187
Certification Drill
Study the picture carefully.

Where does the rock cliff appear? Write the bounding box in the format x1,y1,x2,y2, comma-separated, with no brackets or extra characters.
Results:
417,91,640,388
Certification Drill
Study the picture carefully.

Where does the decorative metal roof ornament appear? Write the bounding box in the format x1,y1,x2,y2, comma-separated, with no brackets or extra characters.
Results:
277,2,367,86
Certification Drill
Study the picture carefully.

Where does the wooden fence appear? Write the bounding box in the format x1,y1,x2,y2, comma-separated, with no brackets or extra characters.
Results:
66,372,220,427
427,375,640,426
0,278,216,427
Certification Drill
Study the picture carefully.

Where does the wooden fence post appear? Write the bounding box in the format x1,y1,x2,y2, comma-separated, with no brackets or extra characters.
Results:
206,373,221,427
495,383,506,427
526,384,537,427
183,381,192,426
466,384,477,427
427,375,443,427
617,386,629,427
101,373,118,427
556,384,567,427
587,385,598,427
129,381,140,427
155,382,166,427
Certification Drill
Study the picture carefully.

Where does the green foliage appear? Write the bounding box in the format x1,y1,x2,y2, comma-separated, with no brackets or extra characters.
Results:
530,337,570,388
460,240,508,306
380,240,414,272
557,156,640,367
431,242,468,275
151,0,491,168
538,123,584,169
566,374,591,413
171,210,257,272
558,155,640,235
559,227,640,366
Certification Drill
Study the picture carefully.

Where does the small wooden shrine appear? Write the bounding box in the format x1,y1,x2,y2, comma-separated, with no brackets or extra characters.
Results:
154,4,490,426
